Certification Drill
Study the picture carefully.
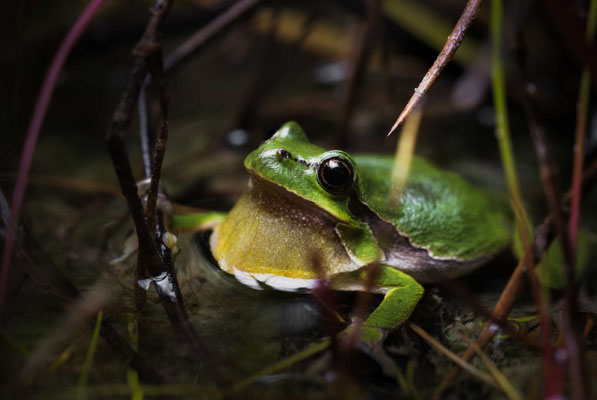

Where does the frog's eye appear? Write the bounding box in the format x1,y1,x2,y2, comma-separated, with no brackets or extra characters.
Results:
317,156,354,194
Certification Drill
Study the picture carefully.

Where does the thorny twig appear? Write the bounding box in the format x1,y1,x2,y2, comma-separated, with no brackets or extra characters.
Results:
388,0,483,135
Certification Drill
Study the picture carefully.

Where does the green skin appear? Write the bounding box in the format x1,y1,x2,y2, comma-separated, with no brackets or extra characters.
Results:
207,122,510,341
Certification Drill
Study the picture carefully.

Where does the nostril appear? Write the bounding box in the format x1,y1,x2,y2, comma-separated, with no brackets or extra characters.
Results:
278,149,290,159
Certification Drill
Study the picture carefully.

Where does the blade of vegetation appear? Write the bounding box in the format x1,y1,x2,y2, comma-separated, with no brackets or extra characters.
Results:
169,211,227,231
0,0,106,319
387,0,483,135
582,315,594,341
489,0,558,396
0,173,122,197
490,0,532,248
17,285,111,391
76,311,103,400
569,0,597,254
0,329,30,358
389,104,424,208
460,334,523,400
229,339,331,393
59,383,221,398
127,313,143,400
46,347,72,374
408,323,500,390
396,362,423,400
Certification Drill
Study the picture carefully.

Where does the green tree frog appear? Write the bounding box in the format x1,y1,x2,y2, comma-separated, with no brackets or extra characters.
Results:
207,122,510,340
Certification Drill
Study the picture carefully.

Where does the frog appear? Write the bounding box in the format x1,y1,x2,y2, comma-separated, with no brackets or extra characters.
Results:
203,121,511,341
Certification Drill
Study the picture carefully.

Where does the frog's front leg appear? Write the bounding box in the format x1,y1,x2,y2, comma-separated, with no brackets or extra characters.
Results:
359,266,424,342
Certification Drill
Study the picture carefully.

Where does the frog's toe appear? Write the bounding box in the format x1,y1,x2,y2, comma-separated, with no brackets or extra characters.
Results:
357,324,385,343
341,323,385,345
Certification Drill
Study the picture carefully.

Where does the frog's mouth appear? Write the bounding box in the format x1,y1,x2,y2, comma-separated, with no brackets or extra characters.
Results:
245,172,344,227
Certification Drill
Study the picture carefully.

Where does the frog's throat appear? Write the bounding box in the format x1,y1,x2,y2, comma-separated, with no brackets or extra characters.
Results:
210,174,362,279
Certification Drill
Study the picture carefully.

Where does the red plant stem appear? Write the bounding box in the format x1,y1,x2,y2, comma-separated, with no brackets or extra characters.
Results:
0,0,107,318
569,127,585,255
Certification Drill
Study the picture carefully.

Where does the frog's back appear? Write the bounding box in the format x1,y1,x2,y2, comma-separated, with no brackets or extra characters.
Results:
354,155,510,262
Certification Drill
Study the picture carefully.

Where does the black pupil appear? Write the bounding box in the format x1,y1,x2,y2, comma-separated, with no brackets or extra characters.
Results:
321,158,351,192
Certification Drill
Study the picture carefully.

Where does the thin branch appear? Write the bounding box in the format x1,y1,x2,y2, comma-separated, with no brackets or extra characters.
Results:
164,0,262,73
145,49,169,233
436,281,540,351
408,322,500,390
0,0,107,319
105,2,230,383
138,83,153,177
387,0,483,135
517,59,586,400
105,0,173,279
459,334,523,400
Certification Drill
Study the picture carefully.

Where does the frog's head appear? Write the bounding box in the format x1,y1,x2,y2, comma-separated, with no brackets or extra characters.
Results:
244,122,357,222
